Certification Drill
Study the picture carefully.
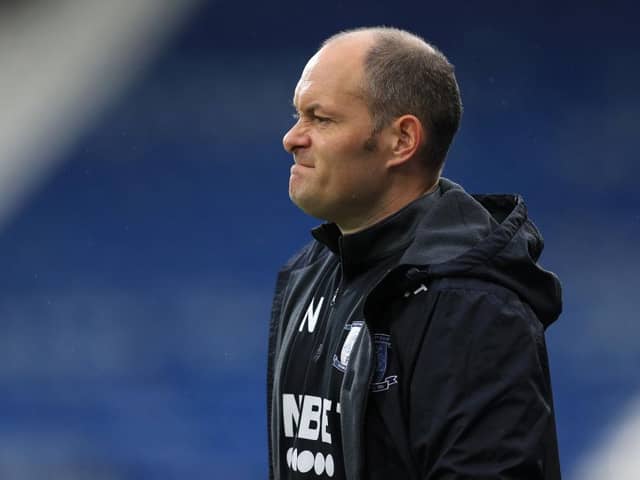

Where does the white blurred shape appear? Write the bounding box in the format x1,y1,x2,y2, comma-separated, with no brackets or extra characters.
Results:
0,0,203,229
573,394,640,480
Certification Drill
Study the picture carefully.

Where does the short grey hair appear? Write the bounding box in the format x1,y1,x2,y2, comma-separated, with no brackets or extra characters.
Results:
324,27,463,172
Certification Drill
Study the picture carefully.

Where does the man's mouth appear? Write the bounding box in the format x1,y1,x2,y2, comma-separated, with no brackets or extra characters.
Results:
292,159,314,170
293,158,314,168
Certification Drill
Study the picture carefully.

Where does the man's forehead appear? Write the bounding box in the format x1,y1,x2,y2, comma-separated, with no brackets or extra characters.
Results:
292,77,364,109
292,40,369,107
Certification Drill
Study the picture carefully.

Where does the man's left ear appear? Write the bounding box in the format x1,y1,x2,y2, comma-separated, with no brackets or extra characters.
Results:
386,115,424,167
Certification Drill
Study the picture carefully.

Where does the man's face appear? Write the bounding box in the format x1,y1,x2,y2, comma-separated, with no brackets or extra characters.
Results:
283,37,391,230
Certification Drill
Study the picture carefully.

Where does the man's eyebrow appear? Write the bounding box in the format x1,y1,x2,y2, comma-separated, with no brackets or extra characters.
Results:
291,102,325,115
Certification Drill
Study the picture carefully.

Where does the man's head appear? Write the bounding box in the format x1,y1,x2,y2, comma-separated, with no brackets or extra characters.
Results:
337,27,463,172
283,27,462,233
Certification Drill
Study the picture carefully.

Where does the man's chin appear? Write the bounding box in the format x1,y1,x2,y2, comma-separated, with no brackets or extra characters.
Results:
289,192,313,214
289,192,328,221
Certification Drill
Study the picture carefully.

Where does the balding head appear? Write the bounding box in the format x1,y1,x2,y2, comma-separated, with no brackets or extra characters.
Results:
323,27,462,173
295,31,374,110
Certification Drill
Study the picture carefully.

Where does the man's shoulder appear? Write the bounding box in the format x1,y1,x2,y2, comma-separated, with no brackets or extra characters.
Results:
424,276,523,304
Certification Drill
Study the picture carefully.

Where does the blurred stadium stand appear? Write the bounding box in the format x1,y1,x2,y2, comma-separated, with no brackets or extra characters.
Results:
0,1,638,479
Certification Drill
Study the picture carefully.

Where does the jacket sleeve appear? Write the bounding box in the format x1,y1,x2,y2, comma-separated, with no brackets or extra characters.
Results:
406,285,559,479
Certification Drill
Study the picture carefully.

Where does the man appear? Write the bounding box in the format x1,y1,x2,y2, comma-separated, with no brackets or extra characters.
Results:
267,27,562,480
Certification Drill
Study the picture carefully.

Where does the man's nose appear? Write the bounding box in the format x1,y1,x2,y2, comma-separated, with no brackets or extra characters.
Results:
282,122,310,153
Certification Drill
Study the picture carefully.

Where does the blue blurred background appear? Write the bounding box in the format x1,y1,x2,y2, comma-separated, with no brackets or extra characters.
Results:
0,1,638,478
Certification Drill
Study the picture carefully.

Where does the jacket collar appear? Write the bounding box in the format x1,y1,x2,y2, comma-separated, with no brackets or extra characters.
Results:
311,186,443,278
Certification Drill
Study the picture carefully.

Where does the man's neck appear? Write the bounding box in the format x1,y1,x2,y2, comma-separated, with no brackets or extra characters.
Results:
337,179,440,235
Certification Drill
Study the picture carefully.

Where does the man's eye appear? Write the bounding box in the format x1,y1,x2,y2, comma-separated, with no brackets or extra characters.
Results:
290,112,330,123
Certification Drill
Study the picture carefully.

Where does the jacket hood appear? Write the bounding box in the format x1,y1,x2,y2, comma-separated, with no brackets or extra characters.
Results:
375,178,562,328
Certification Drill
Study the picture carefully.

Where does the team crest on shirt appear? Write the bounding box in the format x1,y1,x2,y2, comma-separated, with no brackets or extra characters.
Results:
370,333,398,392
332,323,398,392
332,321,363,372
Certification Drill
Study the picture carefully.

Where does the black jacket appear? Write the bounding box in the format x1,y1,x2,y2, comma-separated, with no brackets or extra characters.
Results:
267,178,562,479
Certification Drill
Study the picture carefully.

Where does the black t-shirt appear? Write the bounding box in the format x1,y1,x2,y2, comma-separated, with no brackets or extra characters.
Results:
279,251,404,479
279,256,345,478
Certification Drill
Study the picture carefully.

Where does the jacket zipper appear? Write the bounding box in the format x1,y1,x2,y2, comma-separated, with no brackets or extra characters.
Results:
330,285,340,306
330,262,344,306
313,264,343,361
